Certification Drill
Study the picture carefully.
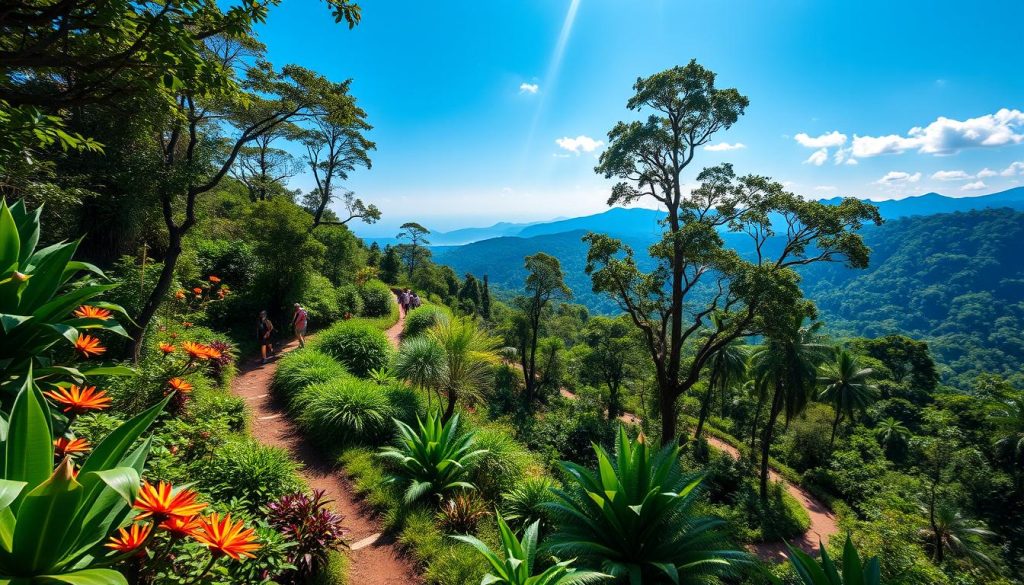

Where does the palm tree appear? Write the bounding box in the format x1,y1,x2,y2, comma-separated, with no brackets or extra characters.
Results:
874,417,911,455
990,396,1024,468
428,317,502,422
918,502,996,568
749,318,830,501
393,335,448,409
544,427,748,582
818,350,878,448
695,325,748,439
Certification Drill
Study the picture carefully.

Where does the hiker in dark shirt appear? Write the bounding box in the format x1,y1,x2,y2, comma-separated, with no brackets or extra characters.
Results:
257,310,275,365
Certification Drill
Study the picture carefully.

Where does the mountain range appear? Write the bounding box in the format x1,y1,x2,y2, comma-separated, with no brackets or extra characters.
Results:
430,188,1024,386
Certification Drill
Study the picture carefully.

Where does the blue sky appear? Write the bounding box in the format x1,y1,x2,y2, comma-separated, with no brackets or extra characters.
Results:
256,0,1024,236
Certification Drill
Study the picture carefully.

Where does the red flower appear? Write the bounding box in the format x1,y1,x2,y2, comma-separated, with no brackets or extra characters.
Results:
54,437,91,457
160,515,203,539
106,522,153,554
159,342,176,355
209,275,221,283
192,287,203,295
43,385,111,414
73,305,112,320
134,481,207,522
193,513,260,560
74,334,106,358
167,377,193,394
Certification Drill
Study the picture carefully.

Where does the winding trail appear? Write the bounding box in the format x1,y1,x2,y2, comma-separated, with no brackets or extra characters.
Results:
557,388,836,561
231,335,420,585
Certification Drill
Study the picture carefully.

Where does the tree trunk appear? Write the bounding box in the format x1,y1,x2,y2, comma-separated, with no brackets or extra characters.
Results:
695,370,718,439
607,381,620,421
442,389,457,424
749,391,766,457
760,388,784,501
130,230,182,361
659,390,679,446
829,408,842,449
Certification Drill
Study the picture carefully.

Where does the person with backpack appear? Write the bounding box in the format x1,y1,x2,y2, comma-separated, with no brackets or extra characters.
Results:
257,310,275,365
291,303,308,348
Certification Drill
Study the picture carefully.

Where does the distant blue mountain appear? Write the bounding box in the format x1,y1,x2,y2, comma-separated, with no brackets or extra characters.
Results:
819,187,1024,219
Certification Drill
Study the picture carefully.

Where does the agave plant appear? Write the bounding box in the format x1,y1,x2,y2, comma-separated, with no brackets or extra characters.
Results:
0,199,132,395
0,369,171,583
501,476,557,533
377,411,487,504
452,512,608,585
544,426,748,583
781,535,881,585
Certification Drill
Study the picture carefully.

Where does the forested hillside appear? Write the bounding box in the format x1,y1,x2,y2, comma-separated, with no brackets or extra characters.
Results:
437,208,1024,387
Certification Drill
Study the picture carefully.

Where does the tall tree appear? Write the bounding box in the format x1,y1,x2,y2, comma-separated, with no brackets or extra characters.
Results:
131,51,360,357
515,253,571,404
749,318,830,499
585,61,880,445
397,222,431,279
231,124,302,201
818,350,878,448
299,101,376,229
0,0,362,160
581,316,642,420
458,273,483,314
481,274,492,319
695,330,748,439
379,245,402,284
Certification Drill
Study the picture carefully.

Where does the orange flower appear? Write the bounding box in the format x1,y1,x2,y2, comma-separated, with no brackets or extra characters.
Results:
181,341,208,360
167,377,193,394
203,345,222,360
54,437,91,457
181,321,193,328
160,515,203,539
193,513,260,560
134,481,206,522
159,342,176,355
106,522,153,554
43,385,111,414
192,287,203,295
73,305,112,320
208,275,221,283
175,289,186,300
74,334,106,358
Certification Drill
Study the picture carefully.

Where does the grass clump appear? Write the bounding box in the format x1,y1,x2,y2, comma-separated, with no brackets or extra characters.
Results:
402,304,451,338
311,320,392,378
198,438,304,513
272,348,351,404
294,378,396,447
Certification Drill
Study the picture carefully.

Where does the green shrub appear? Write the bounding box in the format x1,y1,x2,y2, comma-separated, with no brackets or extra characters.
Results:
378,412,486,504
500,476,557,533
399,507,489,585
295,378,395,447
310,550,349,585
336,283,364,316
312,320,392,378
469,424,537,501
384,383,424,427
299,272,342,322
198,438,304,512
189,389,247,432
360,279,394,317
403,304,451,338
273,349,351,404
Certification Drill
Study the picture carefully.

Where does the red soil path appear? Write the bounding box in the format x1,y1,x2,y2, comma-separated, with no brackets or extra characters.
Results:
231,336,421,585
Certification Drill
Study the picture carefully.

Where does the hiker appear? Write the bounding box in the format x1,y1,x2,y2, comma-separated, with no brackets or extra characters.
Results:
399,288,410,314
257,310,275,364
291,303,308,348
411,291,422,309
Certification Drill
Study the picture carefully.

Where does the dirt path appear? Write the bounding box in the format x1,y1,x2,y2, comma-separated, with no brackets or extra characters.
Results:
557,389,835,561
231,341,421,585
385,303,405,348
699,435,837,560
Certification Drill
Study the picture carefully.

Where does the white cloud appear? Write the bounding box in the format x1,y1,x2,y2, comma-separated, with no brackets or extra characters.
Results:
962,180,987,191
519,82,539,94
875,171,922,185
976,168,997,178
852,108,1024,157
814,185,838,192
931,170,971,181
704,142,746,152
794,131,848,148
845,158,859,165
555,135,604,155
804,148,828,166
1001,161,1024,176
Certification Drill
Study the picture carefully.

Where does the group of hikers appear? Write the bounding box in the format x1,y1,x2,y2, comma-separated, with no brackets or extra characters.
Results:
255,288,420,365
398,288,421,315
256,303,308,365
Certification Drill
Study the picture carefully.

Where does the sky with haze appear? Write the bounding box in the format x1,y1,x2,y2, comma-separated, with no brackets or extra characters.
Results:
255,0,1024,236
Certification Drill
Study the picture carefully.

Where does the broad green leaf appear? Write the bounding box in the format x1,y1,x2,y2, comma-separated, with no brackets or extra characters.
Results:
10,460,84,574
0,202,21,277
38,569,129,585
79,393,170,477
3,374,54,497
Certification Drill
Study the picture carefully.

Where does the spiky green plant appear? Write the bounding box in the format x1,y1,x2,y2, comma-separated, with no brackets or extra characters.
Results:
544,427,748,583
452,512,608,585
501,476,557,532
377,411,486,504
782,535,880,585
